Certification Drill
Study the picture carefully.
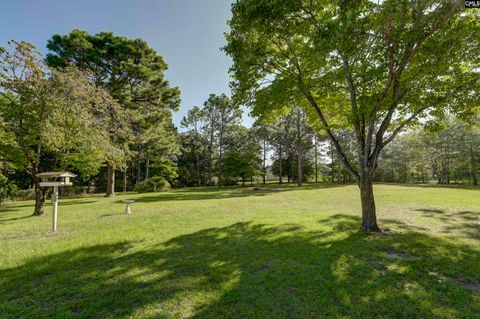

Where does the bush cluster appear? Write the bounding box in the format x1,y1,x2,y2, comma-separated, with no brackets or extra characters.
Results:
134,176,171,193
0,176,18,204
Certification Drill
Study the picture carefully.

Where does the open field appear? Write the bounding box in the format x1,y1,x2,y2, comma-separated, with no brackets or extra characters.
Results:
1,184,480,318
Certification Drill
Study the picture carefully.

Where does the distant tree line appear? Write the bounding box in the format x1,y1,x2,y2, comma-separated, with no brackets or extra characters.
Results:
375,117,480,185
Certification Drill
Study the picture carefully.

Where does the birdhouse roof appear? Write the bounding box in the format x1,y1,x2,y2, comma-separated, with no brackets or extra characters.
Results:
36,172,77,178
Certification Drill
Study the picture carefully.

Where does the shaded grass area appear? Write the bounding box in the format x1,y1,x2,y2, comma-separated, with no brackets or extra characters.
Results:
0,184,479,318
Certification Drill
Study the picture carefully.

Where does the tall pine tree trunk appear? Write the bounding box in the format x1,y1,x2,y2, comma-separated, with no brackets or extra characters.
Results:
295,107,303,187
136,157,141,184
207,145,213,186
145,153,150,180
106,165,115,197
262,139,267,184
218,130,224,186
289,156,294,183
279,147,283,184
470,146,478,186
123,168,127,192
297,144,303,187
196,152,201,186
297,146,303,187
207,121,215,186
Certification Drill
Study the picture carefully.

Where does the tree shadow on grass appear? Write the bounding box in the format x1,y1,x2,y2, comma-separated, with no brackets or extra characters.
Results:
415,208,446,214
444,223,480,240
9,199,98,209
127,183,349,204
412,208,480,239
381,183,480,192
0,205,25,214
0,199,98,224
0,214,33,223
1,219,479,318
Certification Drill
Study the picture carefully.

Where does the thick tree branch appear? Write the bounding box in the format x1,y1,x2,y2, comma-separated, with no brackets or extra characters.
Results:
303,90,360,182
366,0,463,160
338,51,365,164
370,75,480,164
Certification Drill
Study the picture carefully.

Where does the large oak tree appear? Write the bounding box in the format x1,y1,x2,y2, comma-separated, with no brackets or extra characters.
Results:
225,0,479,231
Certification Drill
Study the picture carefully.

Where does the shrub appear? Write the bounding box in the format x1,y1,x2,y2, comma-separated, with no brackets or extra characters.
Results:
134,176,171,193
0,176,18,204
222,178,239,186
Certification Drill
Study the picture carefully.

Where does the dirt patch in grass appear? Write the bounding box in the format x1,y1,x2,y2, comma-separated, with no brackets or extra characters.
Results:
253,265,270,276
386,251,419,261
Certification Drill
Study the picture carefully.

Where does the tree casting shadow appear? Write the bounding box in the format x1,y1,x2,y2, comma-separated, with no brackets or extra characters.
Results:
1,217,479,318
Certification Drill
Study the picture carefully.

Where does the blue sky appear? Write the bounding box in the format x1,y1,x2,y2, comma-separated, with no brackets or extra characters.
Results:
0,0,253,128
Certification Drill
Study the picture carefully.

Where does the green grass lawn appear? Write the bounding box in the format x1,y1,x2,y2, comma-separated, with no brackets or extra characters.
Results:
1,184,479,318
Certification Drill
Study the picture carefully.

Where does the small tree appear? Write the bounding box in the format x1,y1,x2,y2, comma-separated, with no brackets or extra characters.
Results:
223,151,259,186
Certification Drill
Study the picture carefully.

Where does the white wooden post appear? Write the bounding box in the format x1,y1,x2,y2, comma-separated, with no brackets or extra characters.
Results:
52,185,58,233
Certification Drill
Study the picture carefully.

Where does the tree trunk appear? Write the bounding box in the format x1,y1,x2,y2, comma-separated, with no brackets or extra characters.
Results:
359,175,380,232
297,144,303,187
136,158,141,184
290,157,294,183
314,135,318,183
208,141,213,186
242,177,245,187
262,139,267,184
194,121,202,186
295,107,303,187
123,168,127,192
196,152,201,186
33,179,46,216
145,153,150,180
470,146,478,186
218,130,224,187
330,140,335,183
106,165,115,197
278,147,283,184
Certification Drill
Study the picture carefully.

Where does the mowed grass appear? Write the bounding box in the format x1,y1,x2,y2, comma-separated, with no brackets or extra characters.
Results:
1,184,479,318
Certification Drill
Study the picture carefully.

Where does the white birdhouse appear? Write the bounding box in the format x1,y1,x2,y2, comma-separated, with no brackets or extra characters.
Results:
36,172,76,233
37,172,76,187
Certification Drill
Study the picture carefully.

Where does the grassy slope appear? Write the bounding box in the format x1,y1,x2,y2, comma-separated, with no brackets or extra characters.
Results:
0,184,479,318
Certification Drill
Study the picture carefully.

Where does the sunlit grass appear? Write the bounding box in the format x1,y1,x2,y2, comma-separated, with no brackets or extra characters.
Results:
1,184,479,318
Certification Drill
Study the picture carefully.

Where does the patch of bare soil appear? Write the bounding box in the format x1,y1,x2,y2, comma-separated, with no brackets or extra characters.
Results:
385,251,419,261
